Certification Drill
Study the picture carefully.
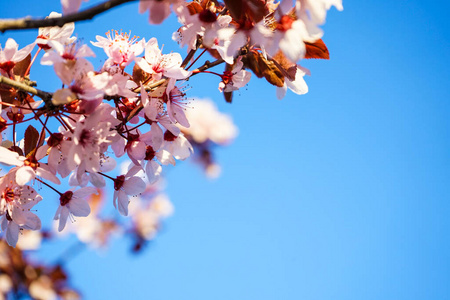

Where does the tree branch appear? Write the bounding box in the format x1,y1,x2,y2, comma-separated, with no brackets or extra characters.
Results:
0,75,52,104
191,58,225,75
0,0,136,33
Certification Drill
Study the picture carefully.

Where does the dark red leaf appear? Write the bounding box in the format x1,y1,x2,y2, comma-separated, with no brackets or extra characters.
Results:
304,39,330,59
13,54,31,77
24,125,39,156
224,91,233,103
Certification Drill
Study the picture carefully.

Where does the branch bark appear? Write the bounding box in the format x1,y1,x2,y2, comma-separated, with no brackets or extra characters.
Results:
0,75,52,104
0,0,136,33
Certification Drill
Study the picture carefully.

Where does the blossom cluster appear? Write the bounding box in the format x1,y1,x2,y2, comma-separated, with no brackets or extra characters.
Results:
0,0,341,248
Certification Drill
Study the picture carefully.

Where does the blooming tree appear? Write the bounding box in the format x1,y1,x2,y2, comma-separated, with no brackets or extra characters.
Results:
0,0,341,298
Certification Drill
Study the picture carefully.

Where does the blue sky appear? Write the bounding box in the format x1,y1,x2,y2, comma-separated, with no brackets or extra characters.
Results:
2,0,450,299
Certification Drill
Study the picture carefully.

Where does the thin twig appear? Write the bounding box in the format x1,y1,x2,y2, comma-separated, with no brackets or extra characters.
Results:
191,58,225,76
0,0,136,33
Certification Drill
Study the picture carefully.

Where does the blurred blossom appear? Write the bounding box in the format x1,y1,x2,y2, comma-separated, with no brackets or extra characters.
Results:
180,99,238,145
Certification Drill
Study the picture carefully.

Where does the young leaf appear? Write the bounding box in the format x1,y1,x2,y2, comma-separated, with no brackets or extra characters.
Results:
304,39,330,59
13,54,31,78
258,55,285,87
224,91,233,103
24,125,39,156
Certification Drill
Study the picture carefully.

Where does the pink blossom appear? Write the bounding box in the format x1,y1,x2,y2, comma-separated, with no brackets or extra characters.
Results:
180,99,238,145
63,104,117,175
0,146,60,186
162,131,193,161
267,0,309,62
41,42,96,86
91,30,145,68
54,187,96,232
61,0,88,15
165,79,190,128
218,58,251,93
173,4,232,51
0,38,35,76
136,38,191,81
139,0,180,24
36,12,76,52
0,174,42,247
113,171,146,216
276,65,310,99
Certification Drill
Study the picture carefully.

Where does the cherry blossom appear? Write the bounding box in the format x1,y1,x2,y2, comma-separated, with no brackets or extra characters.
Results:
165,78,190,128
54,187,96,232
162,131,193,161
91,30,145,68
0,174,42,246
139,0,181,24
0,0,341,253
276,65,310,99
36,12,76,51
113,170,146,216
136,37,191,81
218,58,251,93
0,38,35,76
180,99,238,145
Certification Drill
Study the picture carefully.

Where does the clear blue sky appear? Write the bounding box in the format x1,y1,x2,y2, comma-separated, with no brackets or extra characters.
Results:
2,0,450,299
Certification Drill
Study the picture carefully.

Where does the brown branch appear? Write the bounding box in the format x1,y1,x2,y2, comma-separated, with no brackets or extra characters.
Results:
191,58,225,75
0,0,136,33
0,75,52,104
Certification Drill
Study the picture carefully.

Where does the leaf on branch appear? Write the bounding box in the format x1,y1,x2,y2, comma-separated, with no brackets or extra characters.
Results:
13,54,31,78
245,0,268,22
224,91,233,103
304,39,330,59
9,145,24,157
147,81,168,98
272,51,297,81
0,85,17,104
24,125,39,157
224,0,267,23
132,63,150,85
187,2,203,15
243,51,285,87
243,51,263,78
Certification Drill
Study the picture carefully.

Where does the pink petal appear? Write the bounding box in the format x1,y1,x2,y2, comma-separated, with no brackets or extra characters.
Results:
123,176,146,195
68,197,90,217
16,166,35,186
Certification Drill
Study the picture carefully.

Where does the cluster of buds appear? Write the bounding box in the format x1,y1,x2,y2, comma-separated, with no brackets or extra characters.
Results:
0,0,341,249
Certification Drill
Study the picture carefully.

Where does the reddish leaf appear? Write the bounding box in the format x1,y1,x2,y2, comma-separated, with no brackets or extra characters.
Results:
132,63,150,85
224,0,267,23
224,0,244,21
24,125,39,156
304,39,330,59
187,2,203,15
13,54,31,77
224,91,233,103
272,51,297,81
9,145,24,157
242,51,263,78
245,0,268,23
258,55,285,87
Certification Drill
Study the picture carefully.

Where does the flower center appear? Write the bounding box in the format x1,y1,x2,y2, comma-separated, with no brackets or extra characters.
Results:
2,187,15,203
60,191,73,206
24,156,40,170
79,129,93,147
0,61,15,74
164,131,177,142
114,175,125,191
145,146,156,161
